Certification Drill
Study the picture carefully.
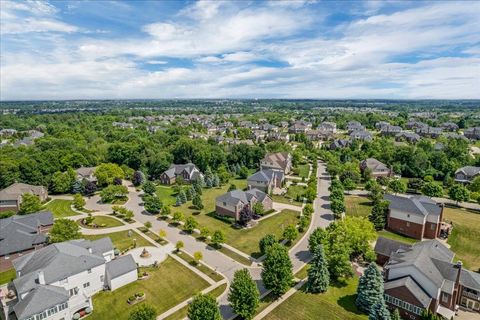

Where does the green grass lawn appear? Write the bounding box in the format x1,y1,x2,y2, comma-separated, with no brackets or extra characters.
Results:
174,251,224,282
293,164,310,179
345,195,372,217
444,206,480,271
77,216,124,228
42,199,78,218
0,268,16,285
263,277,367,320
83,230,151,252
90,257,209,320
377,230,418,245
156,185,177,206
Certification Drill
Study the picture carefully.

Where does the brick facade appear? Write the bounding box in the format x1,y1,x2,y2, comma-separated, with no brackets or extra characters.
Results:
215,204,238,220
387,215,424,240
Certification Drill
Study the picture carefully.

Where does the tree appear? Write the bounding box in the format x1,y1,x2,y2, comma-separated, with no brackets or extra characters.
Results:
73,193,85,210
448,184,470,204
187,294,222,320
49,219,81,243
184,216,198,233
124,209,134,221
175,195,183,206
239,166,250,179
253,202,265,215
172,211,184,224
193,251,203,264
84,181,97,196
327,242,353,280
308,227,327,253
420,310,442,320
388,179,407,195
192,194,204,209
143,181,156,195
161,205,171,217
368,200,389,230
283,225,298,244
132,170,145,187
72,180,84,194
342,178,357,193
391,309,401,320
421,182,444,197
356,263,385,314
144,221,152,229
298,215,309,232
19,193,42,215
261,243,293,297
228,183,237,191
51,171,74,194
306,245,329,293
94,163,124,187
159,229,167,240
100,184,128,203
259,234,277,255
330,199,345,219
144,195,163,214
175,241,184,252
178,189,187,204
128,303,157,320
239,205,253,226
468,176,480,193
228,269,260,320
186,187,193,201
211,230,225,247
368,298,391,320
303,203,314,217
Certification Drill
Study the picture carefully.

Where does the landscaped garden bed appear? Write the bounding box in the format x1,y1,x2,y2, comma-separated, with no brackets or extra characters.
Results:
83,230,151,252
78,215,124,229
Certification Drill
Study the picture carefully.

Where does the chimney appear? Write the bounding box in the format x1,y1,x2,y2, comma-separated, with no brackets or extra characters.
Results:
38,271,45,285
452,261,463,308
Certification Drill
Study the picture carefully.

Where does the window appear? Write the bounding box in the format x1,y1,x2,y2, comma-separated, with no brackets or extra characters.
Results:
69,287,78,296
384,294,423,316
83,282,90,288
442,293,449,303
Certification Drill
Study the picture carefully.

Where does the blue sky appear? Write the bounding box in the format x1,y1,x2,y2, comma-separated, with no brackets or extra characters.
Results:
1,0,479,100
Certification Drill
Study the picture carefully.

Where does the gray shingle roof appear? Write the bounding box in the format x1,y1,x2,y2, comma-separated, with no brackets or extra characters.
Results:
374,237,411,258
455,166,480,178
384,194,442,217
0,182,46,201
216,188,269,206
13,285,69,320
106,254,137,279
247,169,284,184
163,163,201,179
385,277,432,308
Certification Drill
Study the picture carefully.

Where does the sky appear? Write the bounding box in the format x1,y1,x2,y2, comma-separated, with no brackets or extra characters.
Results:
1,0,479,100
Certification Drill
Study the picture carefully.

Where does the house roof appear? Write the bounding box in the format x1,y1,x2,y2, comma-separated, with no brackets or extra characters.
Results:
106,254,137,279
0,182,46,201
385,277,432,308
163,163,200,179
361,158,388,171
13,285,69,320
374,237,411,258
216,188,269,206
0,211,53,256
455,166,480,178
247,169,284,184
76,166,97,177
384,194,442,217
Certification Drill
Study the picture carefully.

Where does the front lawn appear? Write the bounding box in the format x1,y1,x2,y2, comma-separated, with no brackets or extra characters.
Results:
263,276,367,320
444,206,480,271
42,199,78,218
156,185,177,206
83,230,151,252
90,257,209,320
293,164,310,179
345,195,372,217
0,268,16,285
77,216,124,228
377,230,417,245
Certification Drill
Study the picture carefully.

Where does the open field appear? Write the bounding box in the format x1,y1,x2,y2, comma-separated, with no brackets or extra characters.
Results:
83,230,151,251
263,277,367,320
90,257,209,320
42,199,78,218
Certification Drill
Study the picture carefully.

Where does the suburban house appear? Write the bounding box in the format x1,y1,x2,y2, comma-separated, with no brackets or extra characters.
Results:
260,152,292,174
247,169,284,193
347,121,365,133
349,130,373,142
454,166,480,183
75,167,97,182
377,239,480,319
0,212,54,271
215,188,272,221
384,194,444,240
266,132,290,142
380,125,402,136
160,163,203,185
373,236,411,266
415,126,443,138
0,183,48,212
330,139,350,150
359,158,392,178
395,132,421,143
318,121,337,133
441,122,459,132
288,120,312,134
1,238,138,320
464,127,480,140
306,129,333,141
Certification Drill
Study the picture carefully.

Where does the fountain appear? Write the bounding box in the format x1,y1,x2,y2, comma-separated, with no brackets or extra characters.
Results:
140,247,151,258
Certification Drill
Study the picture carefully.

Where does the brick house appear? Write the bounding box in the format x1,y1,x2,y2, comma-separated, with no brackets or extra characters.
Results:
359,158,392,178
160,163,203,185
247,169,284,193
215,188,272,221
0,183,48,212
384,194,443,240
379,239,480,319
260,152,292,174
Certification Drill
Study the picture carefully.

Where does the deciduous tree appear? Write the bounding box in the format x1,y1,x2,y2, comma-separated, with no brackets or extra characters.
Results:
261,243,293,297
49,219,81,243
19,193,42,215
228,269,260,320
188,294,221,320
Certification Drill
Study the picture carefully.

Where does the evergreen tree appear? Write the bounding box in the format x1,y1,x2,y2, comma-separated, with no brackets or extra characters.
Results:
239,205,253,226
175,195,182,206
213,174,220,187
178,189,187,203
261,243,293,297
192,194,204,209
356,263,385,314
228,269,260,320
368,200,389,230
306,245,329,293
186,187,193,201
205,176,212,188
188,294,221,320
390,309,401,320
132,170,145,187
368,298,391,320
72,180,84,194
193,180,203,195
197,175,205,188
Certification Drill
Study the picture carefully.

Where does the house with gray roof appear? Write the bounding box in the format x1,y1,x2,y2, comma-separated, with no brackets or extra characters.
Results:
395,131,421,143
247,169,284,193
384,194,444,240
260,152,292,174
160,163,203,185
464,127,480,140
382,239,480,319
75,166,97,182
454,166,480,184
0,212,53,271
360,158,391,178
215,188,272,221
349,130,372,142
0,183,48,213
2,238,137,320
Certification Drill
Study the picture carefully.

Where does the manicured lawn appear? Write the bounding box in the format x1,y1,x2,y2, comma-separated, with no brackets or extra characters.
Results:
156,185,177,206
345,195,372,217
293,164,310,179
294,265,309,280
42,199,78,218
83,230,151,252
90,257,209,320
174,250,224,282
0,268,16,285
377,230,418,245
271,194,303,207
77,216,124,228
286,185,307,202
444,206,480,271
264,276,367,320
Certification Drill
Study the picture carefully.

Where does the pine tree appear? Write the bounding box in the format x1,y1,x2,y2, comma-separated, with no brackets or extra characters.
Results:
205,176,212,188
356,263,384,314
213,174,220,187
369,298,391,320
192,194,204,209
178,190,187,203
390,309,401,320
261,243,293,297
186,187,193,201
306,245,329,293
72,180,84,194
228,269,260,320
175,195,182,206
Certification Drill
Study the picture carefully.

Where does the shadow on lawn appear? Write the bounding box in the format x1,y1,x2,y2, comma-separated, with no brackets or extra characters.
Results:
338,294,364,315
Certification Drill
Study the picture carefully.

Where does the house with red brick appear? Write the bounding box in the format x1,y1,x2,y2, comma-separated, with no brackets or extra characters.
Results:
215,188,272,221
378,239,480,319
384,194,443,240
159,163,203,185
